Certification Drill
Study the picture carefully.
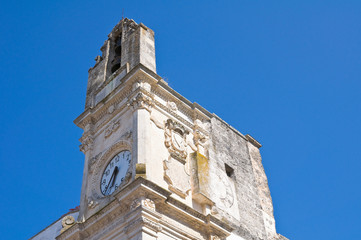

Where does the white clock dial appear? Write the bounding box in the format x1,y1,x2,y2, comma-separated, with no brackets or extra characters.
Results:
100,150,131,196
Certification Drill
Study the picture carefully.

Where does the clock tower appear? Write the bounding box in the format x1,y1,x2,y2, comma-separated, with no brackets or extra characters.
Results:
55,18,288,240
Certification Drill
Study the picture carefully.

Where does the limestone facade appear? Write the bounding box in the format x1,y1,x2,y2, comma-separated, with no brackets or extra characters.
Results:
31,18,287,240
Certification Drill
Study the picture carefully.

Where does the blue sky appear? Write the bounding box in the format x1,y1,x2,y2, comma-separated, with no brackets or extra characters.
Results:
1,1,361,239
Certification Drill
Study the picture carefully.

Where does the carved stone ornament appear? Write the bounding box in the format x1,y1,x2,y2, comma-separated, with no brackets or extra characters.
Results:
193,119,209,156
87,197,99,209
143,198,156,211
128,92,153,112
163,119,191,197
88,152,103,173
166,101,178,112
130,198,155,211
211,235,221,240
61,215,76,233
79,135,94,153
130,198,141,210
164,119,189,161
104,119,121,138
107,104,115,114
132,81,151,92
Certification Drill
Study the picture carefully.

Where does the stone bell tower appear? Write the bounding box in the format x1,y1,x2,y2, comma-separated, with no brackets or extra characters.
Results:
55,18,288,240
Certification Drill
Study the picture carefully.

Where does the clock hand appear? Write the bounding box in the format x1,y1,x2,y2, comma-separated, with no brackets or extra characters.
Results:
110,166,119,188
106,167,119,195
105,168,116,194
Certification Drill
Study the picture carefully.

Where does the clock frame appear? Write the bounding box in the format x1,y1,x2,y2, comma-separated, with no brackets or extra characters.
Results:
90,140,133,199
100,150,131,196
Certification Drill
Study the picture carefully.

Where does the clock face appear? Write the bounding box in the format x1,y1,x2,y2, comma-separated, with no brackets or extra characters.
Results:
100,150,131,196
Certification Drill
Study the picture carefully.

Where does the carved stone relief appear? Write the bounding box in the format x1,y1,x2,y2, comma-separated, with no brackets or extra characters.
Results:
87,197,99,209
166,101,178,113
104,119,121,138
164,119,189,161
130,198,156,211
164,119,191,198
61,215,76,233
210,235,221,240
193,119,209,156
128,92,153,112
79,135,94,153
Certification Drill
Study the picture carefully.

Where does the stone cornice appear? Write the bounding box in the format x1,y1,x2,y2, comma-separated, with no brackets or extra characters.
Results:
57,178,232,240
75,63,250,153
245,134,262,148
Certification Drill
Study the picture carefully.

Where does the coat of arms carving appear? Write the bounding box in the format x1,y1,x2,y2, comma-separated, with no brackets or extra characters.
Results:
164,119,190,197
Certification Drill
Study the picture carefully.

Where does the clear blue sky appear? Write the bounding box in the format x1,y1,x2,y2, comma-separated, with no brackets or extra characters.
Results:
1,1,360,239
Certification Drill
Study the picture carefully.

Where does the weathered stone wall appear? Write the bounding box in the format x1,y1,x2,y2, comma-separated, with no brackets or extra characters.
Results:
208,117,268,240
248,141,277,239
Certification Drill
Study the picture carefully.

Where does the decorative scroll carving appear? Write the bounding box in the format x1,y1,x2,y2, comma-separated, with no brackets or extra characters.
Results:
61,215,76,233
104,119,121,138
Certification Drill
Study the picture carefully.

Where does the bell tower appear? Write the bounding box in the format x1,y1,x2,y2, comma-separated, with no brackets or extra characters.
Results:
56,18,288,240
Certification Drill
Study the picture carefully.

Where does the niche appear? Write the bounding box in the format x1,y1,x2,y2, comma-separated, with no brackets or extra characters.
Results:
111,34,122,73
